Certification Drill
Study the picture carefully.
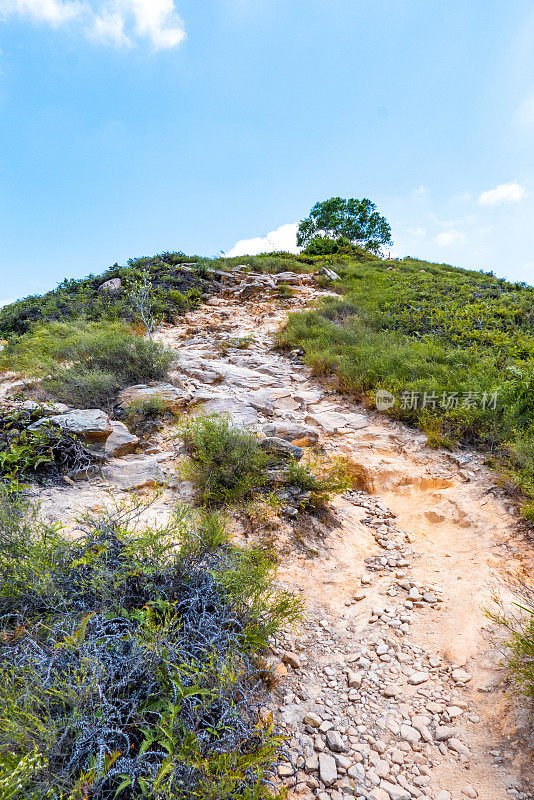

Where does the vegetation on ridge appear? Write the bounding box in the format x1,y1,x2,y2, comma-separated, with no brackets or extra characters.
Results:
280,251,534,518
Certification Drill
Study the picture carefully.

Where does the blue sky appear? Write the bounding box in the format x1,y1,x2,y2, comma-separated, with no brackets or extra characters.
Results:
1,0,534,306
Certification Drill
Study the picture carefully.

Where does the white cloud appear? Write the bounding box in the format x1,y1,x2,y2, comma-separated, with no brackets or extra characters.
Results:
0,0,186,49
407,227,426,237
227,222,299,257
0,0,83,25
478,181,527,207
435,229,466,247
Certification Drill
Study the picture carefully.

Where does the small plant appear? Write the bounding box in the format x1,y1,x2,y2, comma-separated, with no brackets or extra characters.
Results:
242,495,282,539
125,268,161,338
179,415,269,506
488,591,534,699
286,456,352,508
276,283,295,300
123,395,174,435
215,335,254,356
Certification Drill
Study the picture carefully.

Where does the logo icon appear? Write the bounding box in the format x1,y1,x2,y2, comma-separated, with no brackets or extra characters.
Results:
375,390,395,411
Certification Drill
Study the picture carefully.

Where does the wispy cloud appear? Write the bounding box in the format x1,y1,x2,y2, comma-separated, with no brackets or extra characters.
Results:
0,0,186,49
478,181,527,207
435,229,466,247
227,222,299,257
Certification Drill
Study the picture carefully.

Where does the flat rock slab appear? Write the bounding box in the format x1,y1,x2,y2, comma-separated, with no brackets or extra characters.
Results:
305,409,368,434
263,422,319,445
30,409,113,442
103,457,165,490
318,753,337,786
193,398,259,427
116,383,190,412
105,421,140,457
194,359,284,389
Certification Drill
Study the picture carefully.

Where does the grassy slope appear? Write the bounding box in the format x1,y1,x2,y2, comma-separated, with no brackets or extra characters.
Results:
280,252,534,518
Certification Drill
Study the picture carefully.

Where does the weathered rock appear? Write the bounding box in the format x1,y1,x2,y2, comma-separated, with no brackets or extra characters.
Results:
461,786,478,799
247,390,274,416
435,726,455,741
194,397,259,427
318,753,337,786
407,671,429,685
116,383,190,412
105,421,139,457
305,410,368,435
263,422,319,446
30,409,113,442
98,277,121,292
325,730,346,753
17,400,70,415
282,651,301,669
370,789,390,800
103,457,165,490
451,668,472,683
399,724,421,744
448,737,469,756
260,436,303,459
379,780,410,800
303,712,322,728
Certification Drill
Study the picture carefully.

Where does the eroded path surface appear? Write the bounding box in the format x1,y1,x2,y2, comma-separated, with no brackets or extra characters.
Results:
29,281,534,800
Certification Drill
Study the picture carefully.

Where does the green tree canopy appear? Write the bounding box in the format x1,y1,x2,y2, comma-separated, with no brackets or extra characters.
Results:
297,197,392,253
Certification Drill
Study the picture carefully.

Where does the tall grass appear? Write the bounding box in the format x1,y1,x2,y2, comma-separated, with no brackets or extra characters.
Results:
280,254,534,518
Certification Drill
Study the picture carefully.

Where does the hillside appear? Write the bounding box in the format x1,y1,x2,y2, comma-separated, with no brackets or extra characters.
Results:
0,252,533,800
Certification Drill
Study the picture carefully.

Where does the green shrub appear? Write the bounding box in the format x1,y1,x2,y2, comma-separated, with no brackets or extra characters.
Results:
286,456,352,508
0,407,100,484
179,415,269,505
124,395,174,435
1,321,174,409
488,594,534,699
0,500,302,799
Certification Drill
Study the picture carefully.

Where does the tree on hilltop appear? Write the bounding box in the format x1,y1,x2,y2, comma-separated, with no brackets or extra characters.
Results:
297,196,392,254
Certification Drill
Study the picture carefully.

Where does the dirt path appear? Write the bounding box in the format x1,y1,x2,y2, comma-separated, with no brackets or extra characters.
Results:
27,281,534,800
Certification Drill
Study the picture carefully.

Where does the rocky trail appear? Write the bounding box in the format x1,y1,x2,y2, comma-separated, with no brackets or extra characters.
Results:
5,273,534,800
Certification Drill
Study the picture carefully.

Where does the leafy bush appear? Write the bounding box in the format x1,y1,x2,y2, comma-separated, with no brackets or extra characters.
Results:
1,321,174,409
488,593,534,699
302,235,361,256
179,415,269,506
286,456,352,508
123,396,174,436
0,500,302,800
0,406,100,484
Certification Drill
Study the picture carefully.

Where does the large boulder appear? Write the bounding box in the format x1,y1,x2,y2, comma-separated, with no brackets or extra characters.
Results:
263,422,319,445
116,384,190,413
30,409,113,443
105,421,139,457
259,436,303,460
98,277,122,293
103,457,165,490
